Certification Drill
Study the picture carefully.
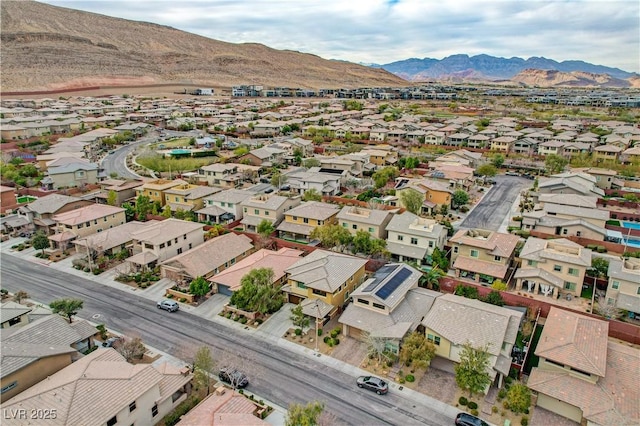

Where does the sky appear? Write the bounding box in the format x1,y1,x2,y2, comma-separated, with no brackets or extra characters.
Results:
41,0,639,73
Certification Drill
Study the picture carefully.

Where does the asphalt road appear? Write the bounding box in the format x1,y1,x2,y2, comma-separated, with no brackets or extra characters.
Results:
459,175,530,231
0,254,455,426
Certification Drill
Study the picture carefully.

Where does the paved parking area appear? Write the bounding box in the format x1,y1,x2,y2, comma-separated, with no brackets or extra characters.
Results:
193,293,230,320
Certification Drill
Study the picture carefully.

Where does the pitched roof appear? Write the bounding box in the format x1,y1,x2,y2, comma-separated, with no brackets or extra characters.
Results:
131,218,203,244
520,237,592,267
1,341,76,377
285,249,368,292
449,229,520,258
535,307,608,377
177,387,268,426
453,256,509,279
284,201,340,221
0,301,31,324
52,204,124,225
336,205,394,226
25,193,85,214
2,315,96,347
74,221,157,251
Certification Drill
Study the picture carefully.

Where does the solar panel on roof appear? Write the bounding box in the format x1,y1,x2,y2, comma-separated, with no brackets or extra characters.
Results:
375,267,412,300
362,265,399,292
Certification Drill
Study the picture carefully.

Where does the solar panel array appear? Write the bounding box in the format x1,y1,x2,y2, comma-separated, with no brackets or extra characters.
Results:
375,267,412,300
362,264,399,292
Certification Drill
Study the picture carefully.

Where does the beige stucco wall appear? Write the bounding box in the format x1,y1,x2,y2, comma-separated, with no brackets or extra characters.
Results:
58,211,126,239
1,353,73,402
536,393,583,423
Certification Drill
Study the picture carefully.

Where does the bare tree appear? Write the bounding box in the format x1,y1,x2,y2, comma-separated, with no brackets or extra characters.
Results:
363,331,391,365
13,290,29,304
194,346,216,395
115,336,146,362
596,301,621,320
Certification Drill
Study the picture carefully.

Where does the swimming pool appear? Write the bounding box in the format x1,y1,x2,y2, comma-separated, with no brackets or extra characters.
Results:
622,221,640,230
624,238,640,249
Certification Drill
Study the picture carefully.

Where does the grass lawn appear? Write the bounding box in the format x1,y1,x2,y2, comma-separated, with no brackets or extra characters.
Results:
151,137,192,149
581,285,594,300
523,324,543,375
137,155,216,172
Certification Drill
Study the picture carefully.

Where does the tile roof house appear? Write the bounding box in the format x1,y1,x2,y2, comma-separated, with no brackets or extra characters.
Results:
198,188,255,224
177,386,269,426
73,220,157,257
336,205,395,240
449,228,520,285
276,201,340,242
18,194,92,235
604,257,640,317
49,204,126,250
339,263,441,354
160,232,253,284
2,348,193,426
283,249,368,317
528,307,639,426
0,301,31,330
93,178,144,206
135,179,188,206
284,168,342,196
197,163,243,188
163,183,222,212
515,237,592,299
385,212,447,266
41,158,100,190
395,178,453,214
209,247,303,296
421,293,524,391
240,193,301,233
538,172,605,197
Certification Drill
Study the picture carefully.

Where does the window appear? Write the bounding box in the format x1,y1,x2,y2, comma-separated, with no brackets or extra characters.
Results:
637,287,640,295
612,280,619,289
174,238,178,244
553,265,562,272
427,334,441,346
564,282,576,291
85,221,90,228
568,268,579,277
352,224,357,230
453,246,458,254
293,216,298,221
188,243,192,249
265,211,269,216
303,218,309,224
183,234,187,240
94,220,98,225
494,255,501,262
129,401,137,412
368,227,374,233
107,416,117,426
576,231,582,237
470,249,479,258
411,237,418,245
527,260,537,267
357,298,369,305
254,209,259,215
104,217,108,222
372,302,385,310
167,240,172,247
243,207,247,213
312,289,327,297
428,241,434,248
342,222,347,228
8,316,21,326
297,282,307,289
397,235,404,241
177,248,182,255
159,243,165,249
152,404,158,417
562,229,568,235
1,381,17,394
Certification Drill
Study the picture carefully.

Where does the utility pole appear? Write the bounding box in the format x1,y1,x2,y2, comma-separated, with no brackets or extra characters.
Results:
314,299,321,353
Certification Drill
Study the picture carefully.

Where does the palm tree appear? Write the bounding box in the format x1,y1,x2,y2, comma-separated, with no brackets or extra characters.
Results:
420,266,445,290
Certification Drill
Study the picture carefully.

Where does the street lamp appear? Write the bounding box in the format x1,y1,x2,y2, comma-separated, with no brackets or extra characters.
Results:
314,299,321,353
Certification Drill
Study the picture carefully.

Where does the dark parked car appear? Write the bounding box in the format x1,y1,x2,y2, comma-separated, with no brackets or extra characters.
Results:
102,336,122,348
455,412,489,426
356,376,388,395
218,367,249,388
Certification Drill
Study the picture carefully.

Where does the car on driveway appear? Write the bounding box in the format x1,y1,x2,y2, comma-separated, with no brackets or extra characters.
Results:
157,299,179,312
455,412,489,426
102,336,122,347
218,367,249,388
356,376,388,395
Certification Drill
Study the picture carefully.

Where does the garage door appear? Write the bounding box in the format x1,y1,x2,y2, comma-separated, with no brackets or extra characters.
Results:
218,284,233,297
348,327,365,341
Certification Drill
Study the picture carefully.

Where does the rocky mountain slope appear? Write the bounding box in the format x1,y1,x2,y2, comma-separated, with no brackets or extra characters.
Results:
0,1,405,92
375,54,637,87
511,69,634,88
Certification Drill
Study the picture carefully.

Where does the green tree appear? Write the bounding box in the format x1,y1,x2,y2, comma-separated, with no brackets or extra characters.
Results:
452,190,469,208
372,166,399,189
285,401,325,426
121,202,135,222
193,346,215,395
230,268,284,314
506,382,532,414
50,298,84,323
491,279,508,291
135,195,152,221
491,153,505,169
476,164,497,177
257,219,275,239
233,146,249,156
106,190,117,206
342,100,363,111
589,257,610,278
399,188,423,214
289,304,310,332
32,231,50,255
454,342,492,397
189,276,210,300
302,188,322,202
161,205,172,218
399,332,436,370
302,158,321,168
19,164,38,177
309,224,352,249
455,284,479,299
352,230,373,254
420,266,445,290
482,290,505,306
544,154,568,175
431,247,449,271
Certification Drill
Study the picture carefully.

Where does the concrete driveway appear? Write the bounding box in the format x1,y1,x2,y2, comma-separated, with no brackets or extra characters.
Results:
193,293,230,320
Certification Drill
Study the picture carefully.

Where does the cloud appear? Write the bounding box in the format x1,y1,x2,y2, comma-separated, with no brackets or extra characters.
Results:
41,0,640,72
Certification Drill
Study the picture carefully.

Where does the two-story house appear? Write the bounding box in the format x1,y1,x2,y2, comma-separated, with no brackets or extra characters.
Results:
240,193,301,232
336,205,394,240
421,293,524,391
163,183,221,213
514,237,592,298
49,204,126,250
197,163,243,188
285,168,343,196
18,194,92,235
538,172,605,197
94,178,144,206
605,257,640,318
385,212,447,266
160,232,254,284
40,158,100,190
135,179,188,206
449,229,520,285
284,249,368,318
528,307,639,425
339,263,441,354
238,146,286,167
276,201,340,242
395,178,453,214
197,188,255,224
127,219,204,271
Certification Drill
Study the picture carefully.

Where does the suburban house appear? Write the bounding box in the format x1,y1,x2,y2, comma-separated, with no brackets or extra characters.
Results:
73,221,157,258
385,212,447,266
0,301,32,329
93,178,144,206
276,201,340,242
0,315,97,401
0,185,17,213
209,247,303,296
284,168,343,196
40,158,100,190
538,172,605,197
448,229,520,285
525,193,609,229
135,179,188,206
514,237,592,299
283,250,368,318
605,257,640,318
127,219,205,271
240,193,301,232
238,146,286,167
49,204,126,250
339,263,441,354
177,385,269,426
197,163,243,188
360,147,398,166
571,167,618,190
197,188,255,224
2,349,193,426
160,232,254,284
395,178,453,214
18,194,92,235
421,293,524,391
528,307,639,426
336,205,395,240
163,183,221,213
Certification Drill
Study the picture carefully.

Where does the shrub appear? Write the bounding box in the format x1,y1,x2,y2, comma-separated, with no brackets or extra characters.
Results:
255,318,263,325
520,416,528,426
333,338,340,345
179,298,187,303
330,327,341,338
468,401,478,410
239,317,248,324
295,328,302,336
503,401,510,409
498,389,507,399
405,374,415,382
167,294,174,299
492,406,498,414
317,328,323,336
470,409,479,416
399,377,405,384
459,396,468,406
386,359,393,367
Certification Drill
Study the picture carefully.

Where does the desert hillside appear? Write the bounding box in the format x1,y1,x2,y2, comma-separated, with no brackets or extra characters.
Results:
511,69,632,88
0,1,406,93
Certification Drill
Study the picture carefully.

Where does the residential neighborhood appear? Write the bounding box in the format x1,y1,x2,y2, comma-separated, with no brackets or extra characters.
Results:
1,91,639,426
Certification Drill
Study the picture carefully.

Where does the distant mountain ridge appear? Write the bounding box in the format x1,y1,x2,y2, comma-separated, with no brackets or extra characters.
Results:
374,54,637,82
